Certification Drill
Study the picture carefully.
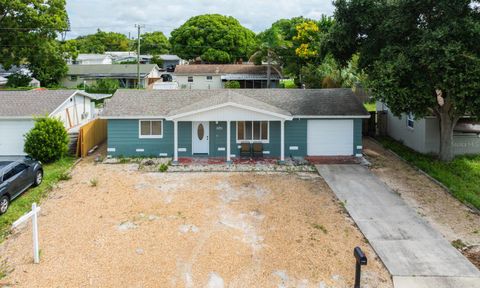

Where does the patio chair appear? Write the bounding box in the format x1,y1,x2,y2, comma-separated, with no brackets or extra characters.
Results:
252,143,263,158
239,142,252,158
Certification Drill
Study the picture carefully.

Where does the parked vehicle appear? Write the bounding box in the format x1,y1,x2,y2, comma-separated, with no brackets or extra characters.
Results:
0,157,43,214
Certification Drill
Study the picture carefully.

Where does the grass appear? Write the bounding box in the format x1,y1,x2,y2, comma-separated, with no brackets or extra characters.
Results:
377,136,480,210
0,157,75,242
364,102,376,112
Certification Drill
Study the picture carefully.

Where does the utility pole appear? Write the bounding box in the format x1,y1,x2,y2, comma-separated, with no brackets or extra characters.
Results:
134,24,145,89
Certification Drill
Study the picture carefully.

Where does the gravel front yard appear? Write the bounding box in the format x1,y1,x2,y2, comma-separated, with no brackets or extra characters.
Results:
0,159,392,288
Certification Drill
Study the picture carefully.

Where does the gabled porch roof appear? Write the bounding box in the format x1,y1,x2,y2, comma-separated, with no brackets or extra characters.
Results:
166,91,293,121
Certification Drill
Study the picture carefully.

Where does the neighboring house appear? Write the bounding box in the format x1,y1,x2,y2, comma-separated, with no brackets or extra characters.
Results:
174,64,282,89
377,103,480,155
61,64,162,89
101,89,368,162
0,65,41,87
0,90,96,156
67,54,113,65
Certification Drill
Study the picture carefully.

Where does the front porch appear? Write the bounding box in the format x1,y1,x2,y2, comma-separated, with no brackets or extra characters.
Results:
168,94,294,164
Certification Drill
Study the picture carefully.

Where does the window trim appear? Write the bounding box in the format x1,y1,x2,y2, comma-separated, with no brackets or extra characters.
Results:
236,121,269,143
187,76,194,83
138,119,163,139
406,113,415,130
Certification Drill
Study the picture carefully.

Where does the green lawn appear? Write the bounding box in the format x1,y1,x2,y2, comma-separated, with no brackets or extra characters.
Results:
377,137,480,210
0,157,75,242
364,102,376,112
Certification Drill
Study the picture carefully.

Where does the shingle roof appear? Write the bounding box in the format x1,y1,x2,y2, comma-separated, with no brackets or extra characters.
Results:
167,90,292,117
67,64,158,78
101,89,369,118
174,64,281,76
0,90,84,117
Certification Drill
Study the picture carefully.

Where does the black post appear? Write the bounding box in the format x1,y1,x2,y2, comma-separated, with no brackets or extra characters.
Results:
353,247,367,288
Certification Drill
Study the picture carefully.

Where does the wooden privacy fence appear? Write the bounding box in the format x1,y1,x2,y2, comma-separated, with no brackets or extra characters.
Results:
76,119,107,157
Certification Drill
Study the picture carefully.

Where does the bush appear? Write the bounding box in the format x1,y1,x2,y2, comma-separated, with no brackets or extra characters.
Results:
78,78,119,94
24,117,69,163
6,73,32,88
224,80,240,89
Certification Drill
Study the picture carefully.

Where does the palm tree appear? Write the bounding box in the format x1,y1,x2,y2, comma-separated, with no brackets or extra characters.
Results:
249,28,286,88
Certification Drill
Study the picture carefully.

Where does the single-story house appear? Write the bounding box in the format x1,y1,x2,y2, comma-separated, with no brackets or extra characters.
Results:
173,64,283,89
0,90,96,156
61,64,162,89
101,89,369,162
67,54,113,65
377,102,480,155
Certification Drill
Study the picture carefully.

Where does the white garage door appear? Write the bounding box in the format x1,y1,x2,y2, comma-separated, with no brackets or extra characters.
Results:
307,120,354,156
0,120,35,156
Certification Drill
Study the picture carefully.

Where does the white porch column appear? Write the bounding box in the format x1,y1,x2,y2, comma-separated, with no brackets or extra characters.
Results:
280,120,285,163
226,121,231,163
173,120,178,164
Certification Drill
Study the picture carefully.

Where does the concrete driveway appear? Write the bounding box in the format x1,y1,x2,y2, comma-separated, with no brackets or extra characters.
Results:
317,164,480,288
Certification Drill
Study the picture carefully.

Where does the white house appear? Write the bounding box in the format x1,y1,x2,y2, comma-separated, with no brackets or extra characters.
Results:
0,90,96,156
67,54,113,65
173,64,282,89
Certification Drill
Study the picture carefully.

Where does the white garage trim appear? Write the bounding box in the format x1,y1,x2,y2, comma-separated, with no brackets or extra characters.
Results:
307,120,354,156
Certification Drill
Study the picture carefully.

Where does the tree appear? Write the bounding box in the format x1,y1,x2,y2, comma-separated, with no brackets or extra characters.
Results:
6,73,32,88
24,117,69,163
170,14,257,63
256,16,334,85
67,30,132,54
0,0,70,86
134,32,170,55
329,0,480,161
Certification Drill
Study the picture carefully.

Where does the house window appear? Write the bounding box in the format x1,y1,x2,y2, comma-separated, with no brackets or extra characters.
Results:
237,121,269,142
206,75,213,81
188,76,194,82
407,113,415,129
70,75,78,81
139,120,163,138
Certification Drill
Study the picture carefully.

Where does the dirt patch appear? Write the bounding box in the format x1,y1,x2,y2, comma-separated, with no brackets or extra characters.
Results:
364,137,480,268
0,158,391,287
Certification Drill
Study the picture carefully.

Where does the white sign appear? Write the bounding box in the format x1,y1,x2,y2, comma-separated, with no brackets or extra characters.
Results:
12,203,41,264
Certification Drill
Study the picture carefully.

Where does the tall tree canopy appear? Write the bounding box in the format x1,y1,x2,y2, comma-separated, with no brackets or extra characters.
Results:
67,30,132,53
256,16,334,85
329,0,480,161
0,0,70,86
134,31,171,55
170,14,257,63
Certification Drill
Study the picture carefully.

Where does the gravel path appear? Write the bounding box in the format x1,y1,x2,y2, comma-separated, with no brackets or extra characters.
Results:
0,159,392,288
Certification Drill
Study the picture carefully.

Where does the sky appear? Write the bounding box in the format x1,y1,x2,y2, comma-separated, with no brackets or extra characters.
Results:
65,0,335,39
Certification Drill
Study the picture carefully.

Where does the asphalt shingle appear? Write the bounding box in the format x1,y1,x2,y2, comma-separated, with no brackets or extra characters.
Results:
0,90,77,117
101,89,369,118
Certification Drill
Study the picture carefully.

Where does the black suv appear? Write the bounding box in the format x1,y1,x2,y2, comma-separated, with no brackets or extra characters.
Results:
0,157,43,215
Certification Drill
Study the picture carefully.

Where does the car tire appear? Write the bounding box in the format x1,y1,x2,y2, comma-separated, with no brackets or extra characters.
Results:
33,170,43,187
0,196,9,215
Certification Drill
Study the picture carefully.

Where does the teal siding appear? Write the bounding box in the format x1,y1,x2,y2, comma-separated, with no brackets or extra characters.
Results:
209,122,227,157
178,121,192,156
107,119,173,157
107,118,361,159
353,119,363,155
285,119,308,157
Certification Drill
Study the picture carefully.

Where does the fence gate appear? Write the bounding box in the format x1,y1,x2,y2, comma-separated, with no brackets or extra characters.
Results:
76,119,107,157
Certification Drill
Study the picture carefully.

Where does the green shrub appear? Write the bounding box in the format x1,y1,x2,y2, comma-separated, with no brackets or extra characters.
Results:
158,163,169,172
78,78,119,94
6,72,32,88
24,117,69,163
224,80,240,89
